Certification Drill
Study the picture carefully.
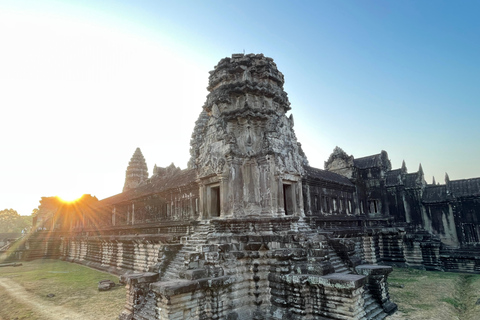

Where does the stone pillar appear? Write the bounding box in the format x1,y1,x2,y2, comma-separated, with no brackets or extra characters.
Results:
131,203,135,225
219,175,228,218
355,264,397,314
295,180,305,218
198,182,205,220
277,176,285,216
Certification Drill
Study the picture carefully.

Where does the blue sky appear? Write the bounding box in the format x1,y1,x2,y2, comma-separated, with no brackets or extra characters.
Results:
1,0,479,215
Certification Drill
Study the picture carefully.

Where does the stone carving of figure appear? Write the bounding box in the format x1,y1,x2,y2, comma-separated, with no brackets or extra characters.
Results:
228,132,237,145
217,158,226,173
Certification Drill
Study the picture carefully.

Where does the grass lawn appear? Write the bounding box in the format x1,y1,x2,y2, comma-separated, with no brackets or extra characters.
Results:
388,267,480,320
2,260,480,319
0,259,125,320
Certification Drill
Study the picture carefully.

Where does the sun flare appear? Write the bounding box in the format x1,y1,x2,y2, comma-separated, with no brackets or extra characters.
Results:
57,194,82,203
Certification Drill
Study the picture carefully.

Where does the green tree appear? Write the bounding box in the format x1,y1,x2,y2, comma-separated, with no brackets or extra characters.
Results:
0,209,32,233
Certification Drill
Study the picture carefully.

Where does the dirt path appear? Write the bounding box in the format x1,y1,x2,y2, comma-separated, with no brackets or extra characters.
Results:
0,278,91,320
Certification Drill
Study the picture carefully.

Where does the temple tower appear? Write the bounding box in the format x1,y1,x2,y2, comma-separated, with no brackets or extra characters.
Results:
123,148,148,192
189,54,308,219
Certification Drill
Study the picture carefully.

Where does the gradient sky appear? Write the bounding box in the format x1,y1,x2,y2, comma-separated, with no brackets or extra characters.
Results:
1,0,479,215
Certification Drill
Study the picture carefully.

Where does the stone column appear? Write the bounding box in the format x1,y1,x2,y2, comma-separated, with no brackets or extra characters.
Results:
131,203,135,225
198,182,205,220
219,175,228,218
277,176,285,216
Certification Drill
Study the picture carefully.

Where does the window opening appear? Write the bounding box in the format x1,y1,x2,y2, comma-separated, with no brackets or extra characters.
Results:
368,200,379,213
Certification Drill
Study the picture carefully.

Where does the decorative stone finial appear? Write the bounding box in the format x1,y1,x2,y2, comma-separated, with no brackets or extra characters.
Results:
189,53,307,175
123,148,148,192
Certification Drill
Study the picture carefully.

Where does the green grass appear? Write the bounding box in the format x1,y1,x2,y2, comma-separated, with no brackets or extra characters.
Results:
0,259,125,320
389,267,480,320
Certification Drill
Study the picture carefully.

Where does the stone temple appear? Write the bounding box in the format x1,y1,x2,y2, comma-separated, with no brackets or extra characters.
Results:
8,54,480,319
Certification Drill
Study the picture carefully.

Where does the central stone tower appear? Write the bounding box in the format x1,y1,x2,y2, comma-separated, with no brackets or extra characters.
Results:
189,53,308,219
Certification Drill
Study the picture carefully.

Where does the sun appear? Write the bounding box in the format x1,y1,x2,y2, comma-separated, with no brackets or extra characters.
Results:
57,194,83,203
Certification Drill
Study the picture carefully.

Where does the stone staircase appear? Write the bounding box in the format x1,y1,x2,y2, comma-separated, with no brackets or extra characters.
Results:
363,291,388,320
328,248,352,274
327,248,390,320
0,242,12,252
0,233,26,253
160,222,211,281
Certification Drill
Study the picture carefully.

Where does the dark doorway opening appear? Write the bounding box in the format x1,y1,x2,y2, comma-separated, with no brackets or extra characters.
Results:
211,186,221,217
283,184,293,215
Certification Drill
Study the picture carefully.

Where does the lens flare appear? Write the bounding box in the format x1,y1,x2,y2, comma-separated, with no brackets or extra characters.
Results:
57,194,82,203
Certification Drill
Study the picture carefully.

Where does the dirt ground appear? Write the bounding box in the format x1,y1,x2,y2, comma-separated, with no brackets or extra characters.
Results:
2,261,480,319
0,260,124,320
0,278,86,320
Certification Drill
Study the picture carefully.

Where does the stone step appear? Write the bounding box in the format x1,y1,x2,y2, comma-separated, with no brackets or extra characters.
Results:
363,292,387,320
161,223,211,281
328,249,352,274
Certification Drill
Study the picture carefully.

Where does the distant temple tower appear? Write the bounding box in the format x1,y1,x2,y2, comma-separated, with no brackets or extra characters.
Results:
189,53,308,219
123,148,148,192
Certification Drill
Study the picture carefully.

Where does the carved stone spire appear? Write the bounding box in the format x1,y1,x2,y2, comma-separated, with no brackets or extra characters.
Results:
417,163,425,186
123,148,148,192
432,176,436,185
189,54,307,218
418,163,424,180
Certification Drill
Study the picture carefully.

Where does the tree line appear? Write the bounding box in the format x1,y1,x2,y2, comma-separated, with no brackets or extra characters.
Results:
0,209,32,233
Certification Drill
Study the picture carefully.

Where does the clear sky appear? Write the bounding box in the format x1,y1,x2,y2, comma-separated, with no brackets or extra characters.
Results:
1,0,479,215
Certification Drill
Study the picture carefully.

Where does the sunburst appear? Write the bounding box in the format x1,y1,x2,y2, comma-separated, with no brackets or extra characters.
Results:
57,194,82,203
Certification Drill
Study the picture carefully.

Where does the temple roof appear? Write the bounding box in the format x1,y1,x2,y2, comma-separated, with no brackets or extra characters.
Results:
353,150,391,170
353,154,380,169
385,169,402,187
423,185,447,203
304,166,354,187
449,178,480,198
99,168,197,207
404,172,420,188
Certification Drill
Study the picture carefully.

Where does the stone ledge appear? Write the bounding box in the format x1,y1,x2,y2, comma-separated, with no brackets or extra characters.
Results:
121,272,158,285
150,276,234,296
282,273,367,289
355,264,393,276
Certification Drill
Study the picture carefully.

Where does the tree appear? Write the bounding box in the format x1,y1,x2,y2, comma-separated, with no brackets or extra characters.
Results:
0,209,32,233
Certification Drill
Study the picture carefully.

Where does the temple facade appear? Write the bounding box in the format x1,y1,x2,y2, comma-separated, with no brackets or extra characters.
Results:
13,54,480,320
